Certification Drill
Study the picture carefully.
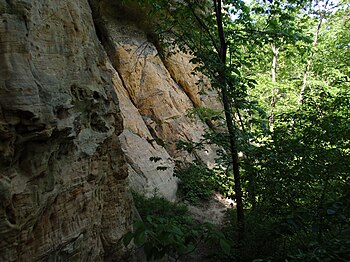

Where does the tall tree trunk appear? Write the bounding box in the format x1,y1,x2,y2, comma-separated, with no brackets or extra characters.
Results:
270,43,279,129
298,0,329,104
213,0,245,244
271,43,279,84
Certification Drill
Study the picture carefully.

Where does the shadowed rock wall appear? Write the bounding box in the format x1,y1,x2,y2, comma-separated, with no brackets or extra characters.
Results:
0,0,222,260
0,1,132,261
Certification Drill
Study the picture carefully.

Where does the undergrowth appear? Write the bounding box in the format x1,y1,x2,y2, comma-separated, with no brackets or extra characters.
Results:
174,161,217,205
124,193,231,261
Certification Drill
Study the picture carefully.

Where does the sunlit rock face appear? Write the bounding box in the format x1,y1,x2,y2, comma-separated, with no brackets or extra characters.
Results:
0,1,132,261
89,0,222,199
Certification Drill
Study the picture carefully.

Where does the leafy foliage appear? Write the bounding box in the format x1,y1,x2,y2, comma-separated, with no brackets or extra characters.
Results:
125,193,231,261
237,86,350,260
120,0,350,260
287,238,350,261
174,161,217,205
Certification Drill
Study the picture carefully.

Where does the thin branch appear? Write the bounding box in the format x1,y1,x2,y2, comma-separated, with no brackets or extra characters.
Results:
184,0,221,56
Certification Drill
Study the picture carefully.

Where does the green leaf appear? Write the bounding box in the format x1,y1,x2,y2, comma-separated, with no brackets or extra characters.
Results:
178,243,196,254
167,225,184,236
134,230,147,246
123,232,134,246
146,216,153,223
219,238,231,255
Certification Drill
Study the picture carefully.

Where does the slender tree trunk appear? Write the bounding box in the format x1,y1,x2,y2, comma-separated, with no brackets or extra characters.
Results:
271,44,279,84
213,0,245,243
270,43,279,129
299,0,329,104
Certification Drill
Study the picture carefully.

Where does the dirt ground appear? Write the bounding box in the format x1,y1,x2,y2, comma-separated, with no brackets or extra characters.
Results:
186,193,235,225
179,193,235,262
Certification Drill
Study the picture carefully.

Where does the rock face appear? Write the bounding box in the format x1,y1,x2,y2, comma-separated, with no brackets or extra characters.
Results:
90,0,221,200
0,1,132,261
0,0,221,260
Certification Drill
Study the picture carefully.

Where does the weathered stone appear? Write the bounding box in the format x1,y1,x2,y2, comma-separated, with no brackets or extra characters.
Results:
88,0,221,198
109,64,178,201
1,0,223,259
120,129,177,200
0,0,132,261
164,52,223,111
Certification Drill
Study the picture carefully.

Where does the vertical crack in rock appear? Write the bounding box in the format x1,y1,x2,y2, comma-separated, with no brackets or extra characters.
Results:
87,1,179,201
87,0,222,200
90,13,139,111
152,43,200,109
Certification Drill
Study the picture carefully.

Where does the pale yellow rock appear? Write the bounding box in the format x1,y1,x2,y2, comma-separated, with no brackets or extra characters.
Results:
164,51,203,107
108,62,178,200
88,1,222,197
104,26,206,147
111,66,152,140
164,51,223,111
109,35,220,166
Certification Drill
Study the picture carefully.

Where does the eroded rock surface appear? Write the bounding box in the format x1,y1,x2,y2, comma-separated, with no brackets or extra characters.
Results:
0,1,132,261
0,0,222,260
90,1,221,199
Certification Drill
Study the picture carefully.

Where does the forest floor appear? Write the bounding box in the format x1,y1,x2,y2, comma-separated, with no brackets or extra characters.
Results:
180,193,235,262
187,193,235,225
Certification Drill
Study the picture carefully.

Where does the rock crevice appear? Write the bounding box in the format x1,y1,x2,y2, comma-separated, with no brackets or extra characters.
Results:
87,0,223,199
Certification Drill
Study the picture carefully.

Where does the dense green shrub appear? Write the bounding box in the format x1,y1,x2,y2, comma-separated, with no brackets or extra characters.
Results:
287,237,350,261
133,192,191,223
221,199,350,261
174,161,217,205
125,193,231,261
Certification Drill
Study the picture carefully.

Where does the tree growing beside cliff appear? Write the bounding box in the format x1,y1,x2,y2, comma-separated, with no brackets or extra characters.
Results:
122,0,310,245
121,0,350,260
128,0,250,243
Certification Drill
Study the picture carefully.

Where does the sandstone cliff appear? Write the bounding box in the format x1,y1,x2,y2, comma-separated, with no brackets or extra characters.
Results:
0,1,132,261
89,0,221,200
0,0,221,260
